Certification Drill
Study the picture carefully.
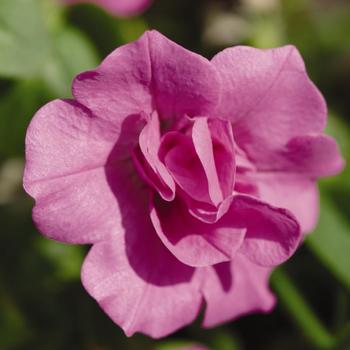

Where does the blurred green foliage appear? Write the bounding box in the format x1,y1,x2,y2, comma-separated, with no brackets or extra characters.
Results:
0,0,350,349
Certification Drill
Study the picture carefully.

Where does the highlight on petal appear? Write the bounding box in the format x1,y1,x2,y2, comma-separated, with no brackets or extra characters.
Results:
231,195,301,266
151,196,246,267
199,254,276,328
81,219,202,338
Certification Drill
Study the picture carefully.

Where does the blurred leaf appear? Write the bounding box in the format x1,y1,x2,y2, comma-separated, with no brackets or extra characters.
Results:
36,237,84,281
322,112,350,188
0,0,51,78
0,0,98,97
42,26,99,97
271,269,335,349
0,80,46,157
307,195,350,291
315,6,350,53
115,17,148,44
210,329,240,350
249,15,284,48
0,291,30,349
155,340,196,349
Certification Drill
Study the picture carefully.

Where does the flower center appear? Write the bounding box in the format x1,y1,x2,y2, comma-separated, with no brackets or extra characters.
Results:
132,111,256,223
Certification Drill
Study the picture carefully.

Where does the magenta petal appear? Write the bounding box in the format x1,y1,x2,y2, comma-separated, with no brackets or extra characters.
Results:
231,195,301,266
24,99,124,243
254,173,319,234
73,31,220,124
212,46,327,168
150,196,246,267
200,254,275,327
81,223,202,338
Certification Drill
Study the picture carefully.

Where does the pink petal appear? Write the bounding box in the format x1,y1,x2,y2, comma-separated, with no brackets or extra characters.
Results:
63,0,152,17
81,218,202,338
73,31,220,124
211,46,327,168
207,118,236,199
23,99,134,243
192,118,224,206
231,195,301,266
254,173,319,234
147,31,221,119
161,132,212,205
150,196,246,267
72,35,153,124
135,111,175,200
278,134,345,177
199,254,275,327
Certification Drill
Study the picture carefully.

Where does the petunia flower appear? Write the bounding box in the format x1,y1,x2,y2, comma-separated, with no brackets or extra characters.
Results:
62,0,152,17
23,30,343,338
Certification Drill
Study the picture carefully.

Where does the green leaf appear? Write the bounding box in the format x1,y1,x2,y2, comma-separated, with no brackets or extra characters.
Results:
0,80,47,157
155,340,200,350
42,26,99,97
0,0,98,97
210,330,240,350
115,17,149,44
307,195,350,290
0,291,30,349
0,0,51,78
36,237,84,281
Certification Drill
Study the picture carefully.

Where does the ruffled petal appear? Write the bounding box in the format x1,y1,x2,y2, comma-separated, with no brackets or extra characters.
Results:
277,134,345,177
254,173,319,234
199,254,275,327
81,218,202,338
134,111,175,200
231,195,301,266
192,118,224,205
147,31,221,118
150,196,246,267
73,30,220,124
161,131,212,205
23,99,136,244
212,45,327,168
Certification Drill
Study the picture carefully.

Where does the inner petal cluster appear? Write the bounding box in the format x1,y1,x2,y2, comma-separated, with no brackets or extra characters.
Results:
133,111,238,223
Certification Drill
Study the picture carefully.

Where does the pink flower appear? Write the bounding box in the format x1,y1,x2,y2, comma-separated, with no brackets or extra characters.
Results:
23,31,343,338
63,0,152,17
